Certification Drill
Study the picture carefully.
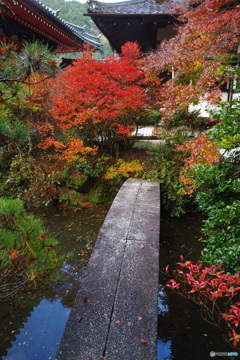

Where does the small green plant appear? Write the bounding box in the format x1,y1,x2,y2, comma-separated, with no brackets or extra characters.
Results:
0,198,64,302
75,156,110,178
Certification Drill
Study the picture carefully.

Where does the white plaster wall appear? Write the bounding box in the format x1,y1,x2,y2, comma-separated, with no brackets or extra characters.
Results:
189,91,239,117
133,126,155,136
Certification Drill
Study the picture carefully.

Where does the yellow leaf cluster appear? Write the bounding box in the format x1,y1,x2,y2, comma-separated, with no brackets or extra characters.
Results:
104,159,143,180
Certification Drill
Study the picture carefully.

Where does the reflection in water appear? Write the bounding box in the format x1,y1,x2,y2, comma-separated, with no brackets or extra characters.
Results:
0,205,109,360
158,284,169,316
157,285,173,360
1,209,235,360
157,340,172,360
3,299,70,360
157,213,234,360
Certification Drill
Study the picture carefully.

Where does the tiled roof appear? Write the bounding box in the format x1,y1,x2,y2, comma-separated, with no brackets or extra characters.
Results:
32,0,102,49
88,0,179,15
63,21,102,47
2,0,102,51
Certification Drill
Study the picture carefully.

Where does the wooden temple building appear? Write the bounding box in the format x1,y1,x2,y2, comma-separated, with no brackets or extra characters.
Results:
86,0,180,54
0,0,102,53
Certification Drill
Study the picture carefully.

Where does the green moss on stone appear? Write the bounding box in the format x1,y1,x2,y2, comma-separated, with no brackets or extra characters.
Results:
88,181,121,204
66,175,92,193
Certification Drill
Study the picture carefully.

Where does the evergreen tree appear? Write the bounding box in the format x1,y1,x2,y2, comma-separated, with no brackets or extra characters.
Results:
40,0,113,56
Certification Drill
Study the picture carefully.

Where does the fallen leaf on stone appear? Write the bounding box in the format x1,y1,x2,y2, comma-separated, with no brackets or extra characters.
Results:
140,333,148,344
137,316,142,321
115,320,121,325
83,297,88,302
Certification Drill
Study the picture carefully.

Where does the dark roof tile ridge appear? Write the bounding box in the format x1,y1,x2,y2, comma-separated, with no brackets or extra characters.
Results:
91,0,146,8
82,32,102,41
22,0,102,48
64,20,86,31
65,21,102,40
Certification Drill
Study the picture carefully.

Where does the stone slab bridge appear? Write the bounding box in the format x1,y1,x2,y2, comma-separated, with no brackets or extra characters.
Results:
56,178,160,360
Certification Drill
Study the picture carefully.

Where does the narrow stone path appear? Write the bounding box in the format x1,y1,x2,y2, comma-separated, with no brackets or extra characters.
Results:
56,178,160,360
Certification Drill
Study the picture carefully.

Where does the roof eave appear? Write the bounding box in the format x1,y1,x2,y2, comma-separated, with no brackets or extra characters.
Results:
85,12,176,17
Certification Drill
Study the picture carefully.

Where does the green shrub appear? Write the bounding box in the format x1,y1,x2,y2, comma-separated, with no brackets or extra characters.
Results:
194,161,240,212
142,144,189,216
3,154,64,207
200,201,240,272
192,84,240,272
75,156,110,178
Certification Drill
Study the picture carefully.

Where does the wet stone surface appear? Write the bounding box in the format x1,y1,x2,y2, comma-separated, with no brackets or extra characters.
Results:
55,179,160,360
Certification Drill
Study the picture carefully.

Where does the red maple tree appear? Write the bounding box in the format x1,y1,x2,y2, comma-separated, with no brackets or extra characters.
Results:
47,42,147,157
176,134,220,194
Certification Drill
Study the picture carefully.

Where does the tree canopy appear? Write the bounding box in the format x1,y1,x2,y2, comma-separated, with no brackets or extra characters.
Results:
46,43,147,157
144,0,240,121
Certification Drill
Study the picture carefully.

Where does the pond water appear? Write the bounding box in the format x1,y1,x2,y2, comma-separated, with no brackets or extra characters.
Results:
0,205,109,360
157,212,235,360
0,207,236,360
